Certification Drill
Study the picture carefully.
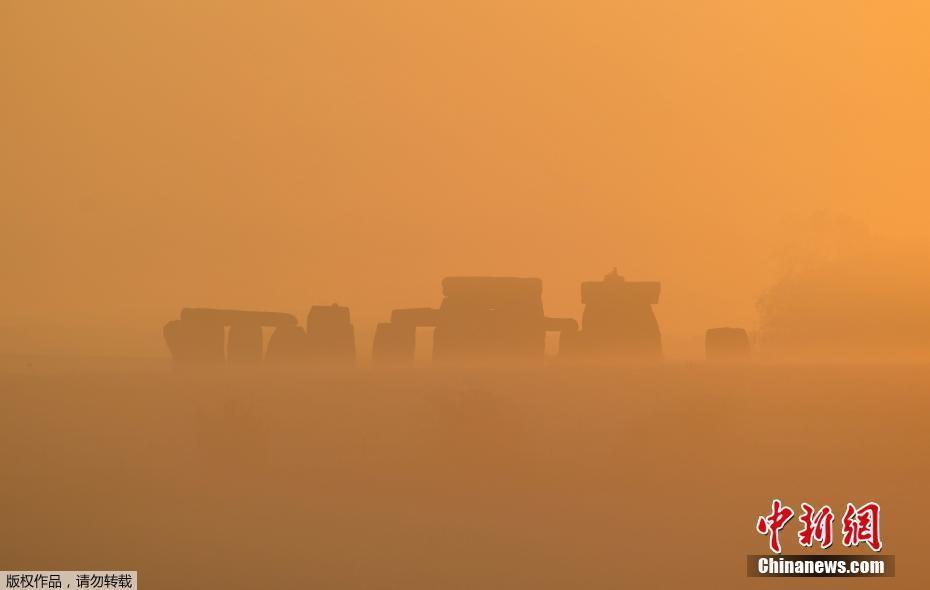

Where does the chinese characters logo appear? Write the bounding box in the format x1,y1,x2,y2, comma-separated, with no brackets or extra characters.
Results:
756,499,882,553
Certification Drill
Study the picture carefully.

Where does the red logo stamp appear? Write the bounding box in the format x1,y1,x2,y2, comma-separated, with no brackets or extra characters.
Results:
756,500,882,553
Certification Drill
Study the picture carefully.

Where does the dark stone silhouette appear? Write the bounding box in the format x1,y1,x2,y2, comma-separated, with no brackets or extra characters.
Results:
370,308,439,365
306,304,355,365
163,318,225,363
705,327,750,361
373,277,577,363
434,277,545,360
392,307,441,327
164,308,298,364
180,308,297,327
372,322,416,365
561,269,662,360
265,325,308,362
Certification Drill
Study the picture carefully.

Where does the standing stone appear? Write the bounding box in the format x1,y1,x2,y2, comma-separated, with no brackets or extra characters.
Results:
306,304,356,366
565,269,662,360
265,325,308,363
372,322,417,365
163,318,225,363
705,327,751,361
433,277,547,361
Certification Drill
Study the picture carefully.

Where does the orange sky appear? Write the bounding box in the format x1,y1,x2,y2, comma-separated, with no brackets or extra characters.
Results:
3,1,930,358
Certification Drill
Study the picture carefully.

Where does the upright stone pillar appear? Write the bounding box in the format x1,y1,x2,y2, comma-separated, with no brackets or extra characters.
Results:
372,322,416,365
705,327,751,361
265,325,308,362
306,304,356,366
163,318,225,363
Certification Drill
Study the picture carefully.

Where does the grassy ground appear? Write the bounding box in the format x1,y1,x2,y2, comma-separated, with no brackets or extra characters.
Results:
0,358,924,588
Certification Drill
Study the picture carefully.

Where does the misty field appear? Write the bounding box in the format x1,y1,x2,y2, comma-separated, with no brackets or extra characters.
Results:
1,359,927,588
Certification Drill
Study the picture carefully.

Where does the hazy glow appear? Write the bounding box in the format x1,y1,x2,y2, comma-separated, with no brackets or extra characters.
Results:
4,2,930,357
